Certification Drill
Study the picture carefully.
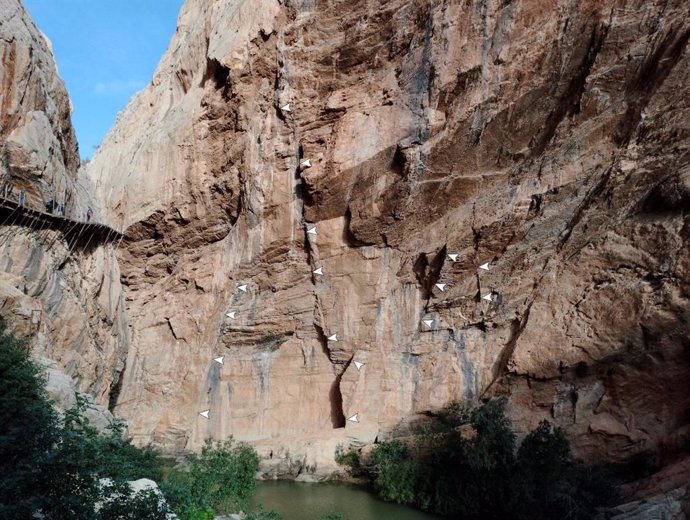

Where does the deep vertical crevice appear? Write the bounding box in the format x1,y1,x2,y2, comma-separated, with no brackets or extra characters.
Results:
313,323,331,360
429,245,447,278
472,227,481,251
413,245,447,300
108,362,126,412
329,374,346,428
314,324,347,428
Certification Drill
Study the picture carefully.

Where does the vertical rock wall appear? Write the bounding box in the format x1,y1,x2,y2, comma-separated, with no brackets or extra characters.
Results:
83,0,690,480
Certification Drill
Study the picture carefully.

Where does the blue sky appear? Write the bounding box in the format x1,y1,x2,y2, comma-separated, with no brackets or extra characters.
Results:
24,0,184,160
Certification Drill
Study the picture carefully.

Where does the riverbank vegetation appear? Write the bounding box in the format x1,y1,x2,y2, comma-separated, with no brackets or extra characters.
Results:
161,438,259,519
0,320,167,519
339,399,614,519
0,321,271,520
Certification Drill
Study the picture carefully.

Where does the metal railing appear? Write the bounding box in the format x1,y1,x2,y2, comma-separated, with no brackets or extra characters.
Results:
0,193,125,251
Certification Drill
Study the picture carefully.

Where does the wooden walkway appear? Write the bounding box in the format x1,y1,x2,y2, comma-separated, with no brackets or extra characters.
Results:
0,197,124,249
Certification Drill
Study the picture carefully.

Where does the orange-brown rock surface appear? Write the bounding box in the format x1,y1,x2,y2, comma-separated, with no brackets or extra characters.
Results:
2,0,690,493
81,0,690,482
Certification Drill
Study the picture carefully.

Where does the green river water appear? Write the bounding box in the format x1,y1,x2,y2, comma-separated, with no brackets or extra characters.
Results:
251,480,443,520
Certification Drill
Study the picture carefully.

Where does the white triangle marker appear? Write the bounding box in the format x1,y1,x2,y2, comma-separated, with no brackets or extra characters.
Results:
347,414,359,423
328,334,338,342
199,410,210,419
281,103,292,112
479,262,490,271
483,293,493,301
307,226,317,235
214,356,224,365
435,283,447,292
238,284,248,293
226,311,236,319
313,267,324,275
423,319,434,328
354,361,364,371
300,159,312,168
448,254,459,262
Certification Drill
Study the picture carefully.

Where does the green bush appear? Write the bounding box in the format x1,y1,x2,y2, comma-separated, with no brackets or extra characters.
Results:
0,320,99,519
97,481,170,520
334,444,360,469
319,513,348,520
369,399,613,519
0,320,170,520
516,420,576,517
370,440,420,505
514,420,617,519
54,394,166,484
158,475,214,520
0,321,267,520
163,437,260,519
259,332,286,351
94,418,167,482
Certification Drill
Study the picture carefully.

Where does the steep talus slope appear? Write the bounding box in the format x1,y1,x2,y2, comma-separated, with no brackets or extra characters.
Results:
0,0,128,409
85,0,690,483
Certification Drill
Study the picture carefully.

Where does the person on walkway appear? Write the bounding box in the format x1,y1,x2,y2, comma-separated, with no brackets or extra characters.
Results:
2,182,11,199
45,199,54,213
58,203,65,216
18,188,26,207
86,206,93,222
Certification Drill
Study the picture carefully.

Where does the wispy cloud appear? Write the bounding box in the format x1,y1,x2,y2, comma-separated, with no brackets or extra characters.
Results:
93,79,146,95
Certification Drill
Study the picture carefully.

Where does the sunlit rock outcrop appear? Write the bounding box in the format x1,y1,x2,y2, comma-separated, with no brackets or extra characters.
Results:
83,0,690,487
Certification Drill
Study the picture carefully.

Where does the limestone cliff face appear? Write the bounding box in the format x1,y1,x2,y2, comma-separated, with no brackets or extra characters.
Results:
0,0,128,408
0,0,87,213
85,0,690,479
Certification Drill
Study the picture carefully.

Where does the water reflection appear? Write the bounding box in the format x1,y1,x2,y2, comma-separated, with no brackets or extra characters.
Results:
251,480,444,520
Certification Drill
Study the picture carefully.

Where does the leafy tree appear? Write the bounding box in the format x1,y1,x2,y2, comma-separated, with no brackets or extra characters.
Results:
437,400,472,427
46,394,165,484
162,437,260,519
97,481,170,520
516,421,615,520
370,440,420,505
458,399,517,518
94,418,166,482
0,321,58,466
160,474,216,520
0,320,93,520
189,438,259,512
368,399,612,519
0,321,172,520
516,420,576,519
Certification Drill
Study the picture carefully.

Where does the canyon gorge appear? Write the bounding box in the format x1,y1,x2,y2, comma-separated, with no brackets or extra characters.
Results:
1,0,689,515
